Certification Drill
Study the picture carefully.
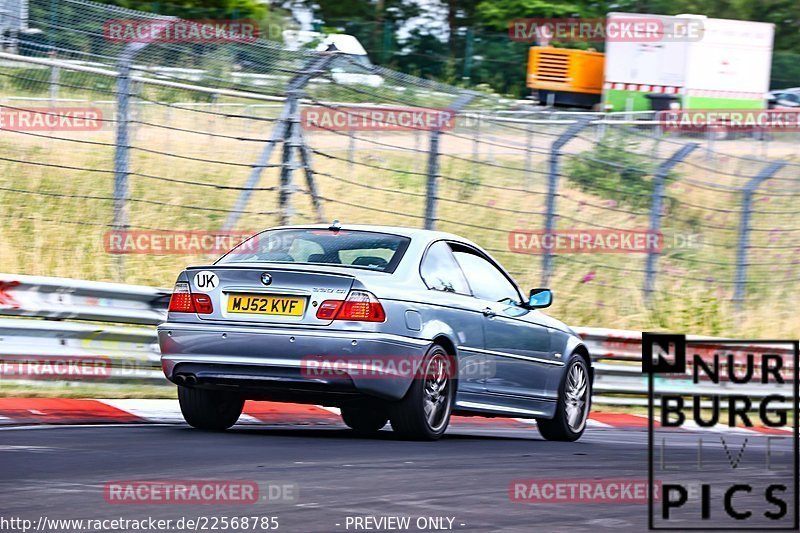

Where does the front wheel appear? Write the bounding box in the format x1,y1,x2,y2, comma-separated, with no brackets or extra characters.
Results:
389,345,455,441
178,386,244,431
536,355,591,442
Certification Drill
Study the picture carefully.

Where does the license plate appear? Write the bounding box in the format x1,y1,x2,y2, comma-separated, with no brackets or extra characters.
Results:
227,294,305,316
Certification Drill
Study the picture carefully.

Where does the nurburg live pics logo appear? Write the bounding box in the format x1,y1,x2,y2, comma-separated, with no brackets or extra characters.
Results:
644,333,799,530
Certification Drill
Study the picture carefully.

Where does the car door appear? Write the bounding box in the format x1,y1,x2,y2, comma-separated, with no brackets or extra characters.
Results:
451,245,560,400
418,241,490,397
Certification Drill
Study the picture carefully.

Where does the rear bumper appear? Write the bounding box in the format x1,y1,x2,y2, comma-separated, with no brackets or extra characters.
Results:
157,322,430,401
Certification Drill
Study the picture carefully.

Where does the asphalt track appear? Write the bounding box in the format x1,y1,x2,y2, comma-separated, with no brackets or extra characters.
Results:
1,416,796,533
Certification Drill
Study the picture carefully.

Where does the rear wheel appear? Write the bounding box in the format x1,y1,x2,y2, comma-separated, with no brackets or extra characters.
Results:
178,386,244,431
340,406,388,435
536,355,591,442
389,345,455,441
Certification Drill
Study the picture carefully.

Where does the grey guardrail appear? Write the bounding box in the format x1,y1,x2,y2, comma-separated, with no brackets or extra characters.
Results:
0,274,167,385
0,275,793,400
0,273,169,325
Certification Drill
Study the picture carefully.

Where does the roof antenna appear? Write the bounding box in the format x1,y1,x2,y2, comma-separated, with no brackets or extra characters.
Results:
328,219,341,232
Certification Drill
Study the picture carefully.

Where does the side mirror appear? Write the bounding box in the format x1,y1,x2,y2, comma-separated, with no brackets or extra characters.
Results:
528,288,553,309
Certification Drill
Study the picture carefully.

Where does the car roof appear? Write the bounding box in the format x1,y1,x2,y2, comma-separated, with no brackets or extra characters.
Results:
267,224,477,246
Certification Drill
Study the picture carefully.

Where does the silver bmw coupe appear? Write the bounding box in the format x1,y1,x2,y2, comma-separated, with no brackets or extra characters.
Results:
158,224,592,441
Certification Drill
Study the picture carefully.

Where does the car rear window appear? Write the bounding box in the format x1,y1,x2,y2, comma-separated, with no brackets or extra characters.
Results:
216,229,410,272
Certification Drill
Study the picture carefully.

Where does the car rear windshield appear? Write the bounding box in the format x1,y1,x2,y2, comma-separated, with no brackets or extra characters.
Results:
216,229,411,272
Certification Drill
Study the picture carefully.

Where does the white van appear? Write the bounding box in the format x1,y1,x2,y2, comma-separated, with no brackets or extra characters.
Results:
283,30,384,87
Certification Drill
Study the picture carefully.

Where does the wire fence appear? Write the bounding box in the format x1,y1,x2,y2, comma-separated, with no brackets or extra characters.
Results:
1,0,799,338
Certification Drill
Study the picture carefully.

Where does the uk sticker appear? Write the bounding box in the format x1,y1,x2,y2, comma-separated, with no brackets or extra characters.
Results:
645,333,799,530
193,271,219,293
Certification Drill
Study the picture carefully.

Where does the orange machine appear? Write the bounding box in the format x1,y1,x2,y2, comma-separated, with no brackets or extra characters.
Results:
527,47,605,108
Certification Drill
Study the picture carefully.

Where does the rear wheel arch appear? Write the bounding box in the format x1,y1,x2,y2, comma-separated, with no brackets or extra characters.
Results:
431,335,458,388
431,335,457,357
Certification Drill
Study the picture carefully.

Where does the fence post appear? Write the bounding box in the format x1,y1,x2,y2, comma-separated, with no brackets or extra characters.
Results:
424,91,477,230
524,121,533,190
643,142,698,302
733,161,786,308
470,112,481,183
541,117,592,286
413,127,421,172
278,92,299,226
113,42,149,281
424,129,441,230
49,57,59,106
298,142,325,223
347,128,355,174
705,127,714,160
222,106,289,230
222,53,333,230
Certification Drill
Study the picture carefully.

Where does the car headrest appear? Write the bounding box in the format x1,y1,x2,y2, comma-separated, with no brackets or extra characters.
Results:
261,252,294,262
352,256,388,268
308,253,341,264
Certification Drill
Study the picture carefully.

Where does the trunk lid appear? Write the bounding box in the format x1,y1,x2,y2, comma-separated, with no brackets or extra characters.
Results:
185,265,356,326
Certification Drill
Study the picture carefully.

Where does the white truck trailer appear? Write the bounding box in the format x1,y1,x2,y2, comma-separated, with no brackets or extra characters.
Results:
602,14,774,111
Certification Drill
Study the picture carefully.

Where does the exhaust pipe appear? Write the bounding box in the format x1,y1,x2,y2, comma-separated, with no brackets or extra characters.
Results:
173,373,198,386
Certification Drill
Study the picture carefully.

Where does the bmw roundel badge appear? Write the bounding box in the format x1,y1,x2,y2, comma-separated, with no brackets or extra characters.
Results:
260,273,273,286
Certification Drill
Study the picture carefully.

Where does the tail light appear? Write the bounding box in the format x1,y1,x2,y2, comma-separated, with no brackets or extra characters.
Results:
168,282,194,313
316,290,385,322
316,300,343,320
168,282,213,314
192,294,213,314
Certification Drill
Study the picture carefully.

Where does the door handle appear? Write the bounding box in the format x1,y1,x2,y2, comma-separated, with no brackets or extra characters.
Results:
481,307,496,318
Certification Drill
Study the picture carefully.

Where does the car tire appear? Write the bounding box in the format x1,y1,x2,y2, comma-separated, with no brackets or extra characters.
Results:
536,354,591,442
340,406,388,435
178,385,244,431
389,345,455,441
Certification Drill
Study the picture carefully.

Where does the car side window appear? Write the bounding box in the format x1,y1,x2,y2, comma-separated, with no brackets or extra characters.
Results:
452,250,520,304
420,241,471,294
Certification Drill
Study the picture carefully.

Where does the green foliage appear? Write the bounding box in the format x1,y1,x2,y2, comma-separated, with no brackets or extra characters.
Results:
772,51,800,90
95,0,268,20
564,130,660,210
8,68,49,94
650,289,727,336
457,172,482,201
476,0,585,31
